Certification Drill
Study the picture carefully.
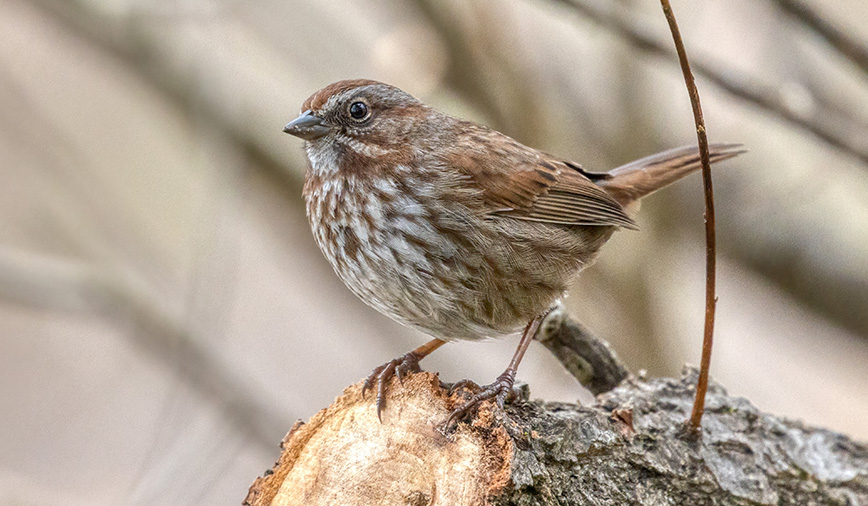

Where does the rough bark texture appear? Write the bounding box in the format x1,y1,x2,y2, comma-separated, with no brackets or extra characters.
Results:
534,307,630,395
246,368,868,505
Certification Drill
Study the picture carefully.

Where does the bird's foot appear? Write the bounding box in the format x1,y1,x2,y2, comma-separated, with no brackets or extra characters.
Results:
361,351,424,421
447,378,484,397
444,370,518,430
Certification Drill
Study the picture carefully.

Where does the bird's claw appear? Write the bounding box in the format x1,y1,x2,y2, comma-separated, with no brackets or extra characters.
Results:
447,378,483,397
361,351,423,422
443,370,518,431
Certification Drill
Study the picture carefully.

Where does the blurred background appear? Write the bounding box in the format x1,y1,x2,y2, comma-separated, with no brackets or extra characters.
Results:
1,0,867,504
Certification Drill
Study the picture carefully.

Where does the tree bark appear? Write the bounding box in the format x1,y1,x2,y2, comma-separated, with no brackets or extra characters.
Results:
245,369,868,505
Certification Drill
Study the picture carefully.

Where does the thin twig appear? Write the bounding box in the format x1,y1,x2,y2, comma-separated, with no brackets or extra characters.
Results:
551,0,868,165
658,0,716,431
775,0,868,76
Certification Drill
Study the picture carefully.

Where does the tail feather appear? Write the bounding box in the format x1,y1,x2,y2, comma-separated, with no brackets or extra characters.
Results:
597,142,745,206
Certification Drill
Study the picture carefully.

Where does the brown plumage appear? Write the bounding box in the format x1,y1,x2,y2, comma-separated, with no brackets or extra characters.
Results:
284,79,743,425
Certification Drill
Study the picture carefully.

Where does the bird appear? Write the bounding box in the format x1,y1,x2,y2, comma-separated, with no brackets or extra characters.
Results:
283,79,742,427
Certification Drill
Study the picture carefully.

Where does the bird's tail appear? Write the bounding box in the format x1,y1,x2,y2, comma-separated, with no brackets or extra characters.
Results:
597,143,745,207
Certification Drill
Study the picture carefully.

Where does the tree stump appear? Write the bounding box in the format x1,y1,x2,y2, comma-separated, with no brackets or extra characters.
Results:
245,369,868,505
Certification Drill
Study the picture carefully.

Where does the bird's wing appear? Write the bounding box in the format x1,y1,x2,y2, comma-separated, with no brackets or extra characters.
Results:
447,128,637,230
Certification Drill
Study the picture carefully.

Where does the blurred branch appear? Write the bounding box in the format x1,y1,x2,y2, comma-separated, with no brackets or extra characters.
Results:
722,232,868,340
0,247,289,449
413,0,508,129
774,0,868,76
413,0,549,144
550,0,868,165
29,0,304,194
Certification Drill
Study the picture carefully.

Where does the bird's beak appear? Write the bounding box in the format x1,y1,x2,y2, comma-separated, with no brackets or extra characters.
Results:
283,110,331,140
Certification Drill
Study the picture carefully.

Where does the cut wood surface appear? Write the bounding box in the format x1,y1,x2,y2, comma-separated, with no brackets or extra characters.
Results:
245,369,868,505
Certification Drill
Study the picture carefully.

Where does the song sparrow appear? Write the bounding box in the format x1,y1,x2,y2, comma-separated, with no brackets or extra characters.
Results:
284,79,742,427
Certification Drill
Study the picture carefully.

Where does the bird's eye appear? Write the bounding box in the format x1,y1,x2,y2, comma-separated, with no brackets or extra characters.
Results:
349,101,369,120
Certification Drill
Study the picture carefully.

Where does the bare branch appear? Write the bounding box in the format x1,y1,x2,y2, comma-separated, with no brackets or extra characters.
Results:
533,304,630,395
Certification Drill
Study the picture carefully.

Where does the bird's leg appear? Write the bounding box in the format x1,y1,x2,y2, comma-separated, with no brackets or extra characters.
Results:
362,338,446,421
444,311,549,430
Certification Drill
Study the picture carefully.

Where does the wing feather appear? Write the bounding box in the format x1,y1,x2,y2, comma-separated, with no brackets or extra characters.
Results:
445,124,637,229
